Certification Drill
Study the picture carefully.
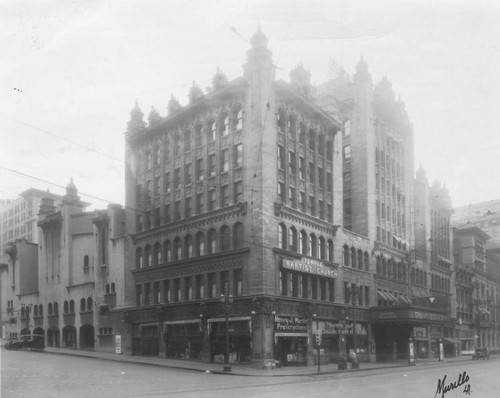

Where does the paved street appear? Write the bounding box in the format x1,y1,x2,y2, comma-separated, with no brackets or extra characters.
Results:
1,348,498,398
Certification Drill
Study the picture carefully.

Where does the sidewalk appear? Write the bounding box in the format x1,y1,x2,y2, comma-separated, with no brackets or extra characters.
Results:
39,347,474,377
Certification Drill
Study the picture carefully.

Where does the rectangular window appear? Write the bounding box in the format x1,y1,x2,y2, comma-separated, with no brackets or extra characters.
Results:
344,145,351,160
208,189,216,211
174,279,181,302
164,173,171,193
234,144,243,168
308,162,315,184
144,283,150,305
174,168,181,189
208,154,216,177
288,151,296,175
219,150,229,174
196,275,204,299
309,196,316,216
318,200,324,220
208,273,216,298
164,204,171,224
329,280,335,302
278,182,285,203
184,163,192,185
327,172,332,193
220,271,229,294
299,192,306,212
311,277,318,300
185,277,192,301
318,167,324,188
164,281,171,303
299,157,305,180
278,146,285,170
221,185,230,207
153,282,160,304
136,184,142,203
288,187,296,208
174,201,181,221
234,181,243,203
154,207,160,227
136,285,142,306
184,197,192,218
196,193,204,214
196,158,204,181
234,269,242,296
327,204,333,223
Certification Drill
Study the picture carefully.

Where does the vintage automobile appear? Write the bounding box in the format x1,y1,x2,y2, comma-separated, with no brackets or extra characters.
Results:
471,347,490,360
5,334,45,352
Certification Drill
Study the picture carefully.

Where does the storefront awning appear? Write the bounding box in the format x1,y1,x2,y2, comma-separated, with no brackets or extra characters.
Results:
399,296,412,305
478,307,490,315
208,316,251,323
385,292,399,302
442,337,461,345
377,291,390,301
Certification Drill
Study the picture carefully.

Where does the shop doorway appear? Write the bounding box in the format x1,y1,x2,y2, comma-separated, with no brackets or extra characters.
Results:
275,337,307,366
79,324,94,349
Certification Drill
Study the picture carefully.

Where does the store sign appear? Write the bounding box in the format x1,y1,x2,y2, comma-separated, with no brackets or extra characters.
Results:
274,315,308,333
413,326,427,338
412,311,447,322
115,335,122,354
283,258,337,278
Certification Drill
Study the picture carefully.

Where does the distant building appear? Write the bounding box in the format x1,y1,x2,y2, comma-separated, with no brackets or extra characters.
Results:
0,188,63,246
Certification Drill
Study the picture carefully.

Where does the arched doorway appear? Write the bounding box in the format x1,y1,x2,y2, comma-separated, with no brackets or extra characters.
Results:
79,324,94,349
62,325,77,348
20,328,30,336
33,327,45,346
47,327,60,347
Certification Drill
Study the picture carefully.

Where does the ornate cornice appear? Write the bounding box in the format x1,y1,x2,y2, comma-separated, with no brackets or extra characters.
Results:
274,203,339,236
132,202,247,244
37,212,63,230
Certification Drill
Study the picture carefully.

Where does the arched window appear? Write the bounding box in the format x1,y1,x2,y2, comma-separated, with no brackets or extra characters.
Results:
220,226,230,252
364,252,369,271
195,232,205,256
145,149,152,170
343,245,350,266
87,298,93,312
206,119,216,142
350,247,356,268
233,222,244,249
327,239,334,262
136,247,143,268
376,256,381,274
21,307,25,318
106,284,110,294
173,237,182,260
185,234,193,258
111,283,115,293
84,255,89,268
278,223,287,249
232,105,243,132
207,229,217,254
163,240,171,262
80,299,86,312
277,108,286,133
64,300,69,314
39,304,43,317
288,227,298,252
318,134,325,156
153,242,161,265
53,302,58,315
219,112,229,137
300,230,308,255
69,300,75,313
195,123,203,147
309,234,317,257
34,305,38,317
358,249,363,270
144,245,151,267
319,237,326,259
48,303,53,316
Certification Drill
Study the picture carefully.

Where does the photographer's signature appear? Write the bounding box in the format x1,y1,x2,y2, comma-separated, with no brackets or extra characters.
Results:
434,371,472,397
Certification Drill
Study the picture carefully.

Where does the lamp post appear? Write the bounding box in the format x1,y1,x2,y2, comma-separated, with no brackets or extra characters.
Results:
347,282,360,368
220,284,233,372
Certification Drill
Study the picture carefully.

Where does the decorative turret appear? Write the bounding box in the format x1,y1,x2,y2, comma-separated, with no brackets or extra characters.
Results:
353,55,372,83
148,107,162,127
416,163,428,185
188,81,204,104
244,25,274,82
127,100,146,134
66,177,78,197
212,68,228,91
374,76,396,104
167,94,182,116
290,63,312,97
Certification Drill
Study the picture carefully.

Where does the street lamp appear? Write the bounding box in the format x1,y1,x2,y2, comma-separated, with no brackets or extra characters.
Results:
346,282,360,368
220,284,233,372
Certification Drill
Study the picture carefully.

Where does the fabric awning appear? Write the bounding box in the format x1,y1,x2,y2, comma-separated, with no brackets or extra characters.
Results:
385,292,398,302
377,291,390,301
442,337,461,345
399,296,412,305
478,307,490,315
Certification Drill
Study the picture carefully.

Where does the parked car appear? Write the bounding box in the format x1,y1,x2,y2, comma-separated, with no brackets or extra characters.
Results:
471,347,490,360
5,334,45,352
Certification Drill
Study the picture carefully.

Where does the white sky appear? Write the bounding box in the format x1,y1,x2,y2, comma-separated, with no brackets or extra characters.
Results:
1,0,499,210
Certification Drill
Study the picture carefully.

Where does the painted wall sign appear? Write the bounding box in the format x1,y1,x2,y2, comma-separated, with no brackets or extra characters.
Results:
283,258,337,278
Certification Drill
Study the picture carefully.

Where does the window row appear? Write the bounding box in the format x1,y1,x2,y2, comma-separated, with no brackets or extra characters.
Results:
431,273,451,293
280,269,336,302
136,269,242,306
136,223,244,268
276,108,335,160
105,283,116,294
375,256,407,281
277,223,334,262
343,245,370,271
138,105,243,171
344,282,370,307
277,184,334,222
376,227,407,250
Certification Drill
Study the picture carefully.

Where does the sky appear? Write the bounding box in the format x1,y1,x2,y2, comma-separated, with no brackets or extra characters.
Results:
1,0,499,210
